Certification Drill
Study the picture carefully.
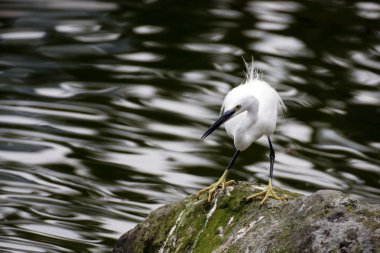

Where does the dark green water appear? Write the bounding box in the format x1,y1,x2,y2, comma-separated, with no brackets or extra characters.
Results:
0,0,379,252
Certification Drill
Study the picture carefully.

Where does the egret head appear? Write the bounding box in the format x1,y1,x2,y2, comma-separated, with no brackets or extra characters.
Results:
201,91,257,140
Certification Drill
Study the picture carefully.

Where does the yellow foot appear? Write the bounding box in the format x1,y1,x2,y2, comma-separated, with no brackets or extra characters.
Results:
246,179,287,206
196,170,237,202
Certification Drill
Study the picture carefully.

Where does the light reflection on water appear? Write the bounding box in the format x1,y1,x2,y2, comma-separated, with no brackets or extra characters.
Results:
0,0,379,252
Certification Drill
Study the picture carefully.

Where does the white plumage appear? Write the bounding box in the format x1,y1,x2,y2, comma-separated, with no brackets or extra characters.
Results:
197,62,288,205
222,70,285,151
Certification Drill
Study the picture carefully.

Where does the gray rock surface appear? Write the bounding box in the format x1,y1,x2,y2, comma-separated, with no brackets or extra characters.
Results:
113,182,380,253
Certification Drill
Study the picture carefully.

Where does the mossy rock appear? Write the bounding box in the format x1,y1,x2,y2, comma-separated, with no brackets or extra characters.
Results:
113,182,380,253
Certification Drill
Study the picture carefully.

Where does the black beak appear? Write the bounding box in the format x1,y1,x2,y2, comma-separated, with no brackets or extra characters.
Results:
201,109,235,140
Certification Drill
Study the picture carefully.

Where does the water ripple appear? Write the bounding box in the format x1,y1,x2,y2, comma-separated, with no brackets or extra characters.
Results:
181,43,244,55
0,0,379,252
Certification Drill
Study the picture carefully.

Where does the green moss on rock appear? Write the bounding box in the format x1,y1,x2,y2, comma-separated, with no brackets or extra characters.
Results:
113,182,380,253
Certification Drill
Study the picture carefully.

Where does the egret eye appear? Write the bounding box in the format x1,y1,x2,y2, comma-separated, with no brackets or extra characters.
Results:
235,105,241,110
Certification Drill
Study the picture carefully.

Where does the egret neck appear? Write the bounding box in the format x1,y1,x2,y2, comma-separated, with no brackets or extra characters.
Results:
233,96,259,151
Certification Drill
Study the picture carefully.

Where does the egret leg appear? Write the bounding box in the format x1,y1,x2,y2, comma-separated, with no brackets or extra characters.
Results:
196,150,240,202
246,136,287,205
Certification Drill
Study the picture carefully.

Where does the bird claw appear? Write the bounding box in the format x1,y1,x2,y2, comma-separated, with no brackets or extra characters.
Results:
223,180,237,189
196,172,236,202
196,184,218,202
246,180,287,206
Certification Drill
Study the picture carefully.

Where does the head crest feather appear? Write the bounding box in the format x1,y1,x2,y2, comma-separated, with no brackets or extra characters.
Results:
242,57,263,82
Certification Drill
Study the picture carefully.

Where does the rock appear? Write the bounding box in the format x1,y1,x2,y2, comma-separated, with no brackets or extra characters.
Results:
113,182,380,253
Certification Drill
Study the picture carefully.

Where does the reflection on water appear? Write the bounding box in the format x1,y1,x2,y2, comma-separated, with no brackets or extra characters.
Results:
0,0,379,251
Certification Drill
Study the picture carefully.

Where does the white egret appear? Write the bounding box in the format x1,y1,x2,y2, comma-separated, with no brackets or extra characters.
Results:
197,62,288,206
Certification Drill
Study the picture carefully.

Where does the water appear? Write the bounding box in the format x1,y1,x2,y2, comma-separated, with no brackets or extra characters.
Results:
0,0,379,252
